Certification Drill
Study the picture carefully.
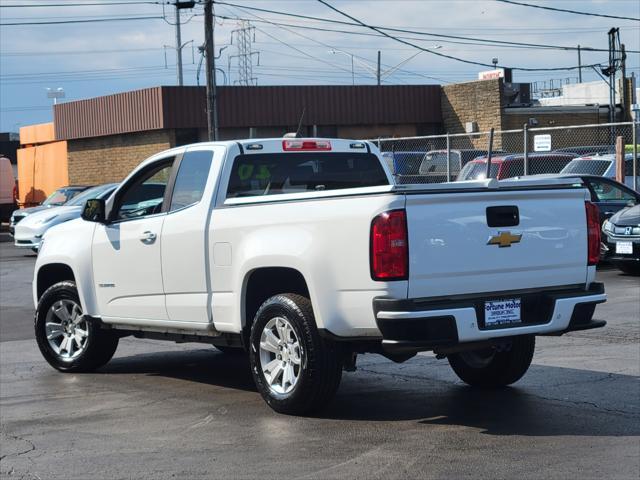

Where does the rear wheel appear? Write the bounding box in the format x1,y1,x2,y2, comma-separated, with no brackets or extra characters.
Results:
35,281,119,372
448,335,535,387
249,294,342,415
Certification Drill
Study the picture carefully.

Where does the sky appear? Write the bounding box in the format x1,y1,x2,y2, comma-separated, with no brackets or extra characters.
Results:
1,0,639,132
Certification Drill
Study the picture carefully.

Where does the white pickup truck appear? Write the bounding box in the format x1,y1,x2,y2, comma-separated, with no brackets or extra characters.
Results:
34,137,606,415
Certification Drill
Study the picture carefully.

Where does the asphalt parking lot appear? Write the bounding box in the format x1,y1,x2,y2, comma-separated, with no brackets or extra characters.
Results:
1,231,639,480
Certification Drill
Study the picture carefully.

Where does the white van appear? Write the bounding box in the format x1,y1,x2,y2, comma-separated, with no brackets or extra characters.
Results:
0,156,17,222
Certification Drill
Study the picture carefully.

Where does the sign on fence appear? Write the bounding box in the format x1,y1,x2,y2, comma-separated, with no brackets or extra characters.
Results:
534,134,552,152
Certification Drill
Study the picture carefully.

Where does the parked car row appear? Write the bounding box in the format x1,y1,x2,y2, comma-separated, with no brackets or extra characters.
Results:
9,185,91,234
382,146,638,192
456,153,577,181
12,184,118,252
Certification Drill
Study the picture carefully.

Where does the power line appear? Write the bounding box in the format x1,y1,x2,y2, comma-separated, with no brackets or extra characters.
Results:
495,0,640,22
0,47,163,56
0,15,165,25
212,13,639,58
0,1,169,7
222,3,444,84
315,0,606,72
212,1,636,54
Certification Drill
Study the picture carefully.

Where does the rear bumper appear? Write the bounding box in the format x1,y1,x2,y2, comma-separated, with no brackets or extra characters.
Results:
374,283,606,354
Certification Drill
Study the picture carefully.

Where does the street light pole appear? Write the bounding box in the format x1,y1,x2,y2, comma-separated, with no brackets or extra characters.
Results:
329,49,355,85
173,1,195,87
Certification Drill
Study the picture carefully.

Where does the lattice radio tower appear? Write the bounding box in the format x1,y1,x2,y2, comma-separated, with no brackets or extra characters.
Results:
230,21,260,86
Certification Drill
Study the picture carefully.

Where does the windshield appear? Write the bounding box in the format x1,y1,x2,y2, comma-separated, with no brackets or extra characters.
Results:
66,184,116,206
561,159,610,176
457,162,499,181
419,152,460,175
42,187,85,206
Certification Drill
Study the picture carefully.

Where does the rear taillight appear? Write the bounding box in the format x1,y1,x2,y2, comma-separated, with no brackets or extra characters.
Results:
585,201,600,266
282,139,331,151
370,209,408,281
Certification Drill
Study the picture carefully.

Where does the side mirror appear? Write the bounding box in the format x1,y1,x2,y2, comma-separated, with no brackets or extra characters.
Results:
81,198,107,223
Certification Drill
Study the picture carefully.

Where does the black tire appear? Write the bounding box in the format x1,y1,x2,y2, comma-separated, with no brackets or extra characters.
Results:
448,335,535,387
249,293,342,415
616,262,640,276
214,345,245,355
35,281,119,372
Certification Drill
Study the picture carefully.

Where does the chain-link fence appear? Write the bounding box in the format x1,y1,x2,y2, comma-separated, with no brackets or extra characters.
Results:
375,121,639,191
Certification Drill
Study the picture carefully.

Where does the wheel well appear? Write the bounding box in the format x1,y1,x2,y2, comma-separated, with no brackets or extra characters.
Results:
243,267,309,332
37,264,75,299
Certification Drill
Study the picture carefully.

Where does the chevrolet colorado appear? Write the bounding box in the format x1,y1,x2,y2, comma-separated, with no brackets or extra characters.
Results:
33,138,606,414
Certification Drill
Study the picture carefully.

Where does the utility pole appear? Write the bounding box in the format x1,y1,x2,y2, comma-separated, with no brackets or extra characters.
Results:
377,50,381,86
204,0,217,140
621,43,628,120
577,45,582,83
175,2,183,86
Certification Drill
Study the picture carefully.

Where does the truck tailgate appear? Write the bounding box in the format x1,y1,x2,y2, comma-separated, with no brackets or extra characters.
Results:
404,187,589,298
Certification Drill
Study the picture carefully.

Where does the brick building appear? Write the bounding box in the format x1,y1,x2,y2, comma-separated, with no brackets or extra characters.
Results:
441,78,612,149
53,85,442,185
16,79,622,187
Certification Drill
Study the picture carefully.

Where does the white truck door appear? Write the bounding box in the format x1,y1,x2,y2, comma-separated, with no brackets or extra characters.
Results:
92,157,175,321
161,147,221,323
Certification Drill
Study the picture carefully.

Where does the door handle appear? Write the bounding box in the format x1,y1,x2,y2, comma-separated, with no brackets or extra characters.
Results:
139,231,157,243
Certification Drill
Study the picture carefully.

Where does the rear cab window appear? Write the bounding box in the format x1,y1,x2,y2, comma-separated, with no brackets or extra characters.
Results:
226,152,389,198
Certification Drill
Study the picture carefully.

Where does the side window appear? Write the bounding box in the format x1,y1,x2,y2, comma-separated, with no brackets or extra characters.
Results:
589,179,635,202
503,160,524,178
169,150,214,211
625,158,638,177
115,159,173,220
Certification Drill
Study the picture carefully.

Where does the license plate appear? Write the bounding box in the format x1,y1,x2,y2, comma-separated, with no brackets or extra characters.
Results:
616,241,633,254
484,298,521,327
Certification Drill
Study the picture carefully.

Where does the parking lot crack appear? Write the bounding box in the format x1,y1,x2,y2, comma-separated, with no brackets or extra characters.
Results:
0,433,36,462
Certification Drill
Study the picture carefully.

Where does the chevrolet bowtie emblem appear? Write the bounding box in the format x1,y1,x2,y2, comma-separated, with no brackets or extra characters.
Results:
487,231,522,248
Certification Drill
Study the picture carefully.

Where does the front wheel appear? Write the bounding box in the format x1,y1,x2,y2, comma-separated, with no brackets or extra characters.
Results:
249,294,342,415
35,281,119,372
448,335,535,387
